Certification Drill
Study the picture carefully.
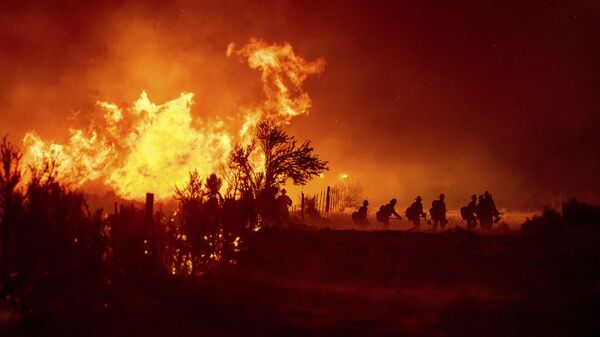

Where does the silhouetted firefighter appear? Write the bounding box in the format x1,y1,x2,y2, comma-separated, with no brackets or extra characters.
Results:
406,196,426,228
476,195,489,228
352,200,369,226
376,198,402,226
485,191,501,223
477,191,501,229
430,193,447,230
461,194,478,229
276,188,292,226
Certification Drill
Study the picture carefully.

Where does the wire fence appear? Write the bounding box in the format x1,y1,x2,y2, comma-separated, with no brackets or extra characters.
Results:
291,184,356,219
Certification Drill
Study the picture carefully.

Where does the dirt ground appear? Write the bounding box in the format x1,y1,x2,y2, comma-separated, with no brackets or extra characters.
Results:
4,227,600,337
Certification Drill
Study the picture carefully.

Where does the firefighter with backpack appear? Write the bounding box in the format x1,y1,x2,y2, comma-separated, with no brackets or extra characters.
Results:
430,193,448,230
352,200,370,226
406,196,426,228
376,198,402,226
460,194,478,229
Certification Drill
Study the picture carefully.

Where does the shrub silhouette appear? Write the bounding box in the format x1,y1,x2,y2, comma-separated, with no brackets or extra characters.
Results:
562,198,600,227
521,198,600,234
171,171,251,274
0,136,109,316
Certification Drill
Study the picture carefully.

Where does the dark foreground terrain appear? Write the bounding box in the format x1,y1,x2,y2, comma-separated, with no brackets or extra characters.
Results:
4,228,600,337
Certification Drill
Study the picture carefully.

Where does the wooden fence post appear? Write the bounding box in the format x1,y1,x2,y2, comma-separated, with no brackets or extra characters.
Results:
326,186,331,213
301,192,305,223
319,191,324,213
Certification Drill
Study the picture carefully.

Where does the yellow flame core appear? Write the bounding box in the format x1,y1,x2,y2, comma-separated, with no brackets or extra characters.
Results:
22,39,324,200
106,92,233,199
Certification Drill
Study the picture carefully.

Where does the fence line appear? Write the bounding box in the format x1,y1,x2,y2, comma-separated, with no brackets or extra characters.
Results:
292,185,355,219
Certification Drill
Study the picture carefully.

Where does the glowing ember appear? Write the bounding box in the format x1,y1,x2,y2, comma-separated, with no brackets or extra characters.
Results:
21,39,325,200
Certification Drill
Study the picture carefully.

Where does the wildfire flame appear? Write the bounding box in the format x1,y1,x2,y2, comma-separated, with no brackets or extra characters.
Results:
22,39,325,200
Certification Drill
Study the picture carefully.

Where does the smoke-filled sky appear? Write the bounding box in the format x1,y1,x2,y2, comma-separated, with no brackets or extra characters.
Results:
1,0,599,209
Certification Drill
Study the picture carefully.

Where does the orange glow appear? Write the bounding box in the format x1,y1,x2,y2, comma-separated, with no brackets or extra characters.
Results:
232,39,325,123
21,39,325,200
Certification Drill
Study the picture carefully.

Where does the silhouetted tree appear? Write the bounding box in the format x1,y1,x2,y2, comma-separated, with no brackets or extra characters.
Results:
205,173,223,199
228,122,327,225
0,136,24,305
257,121,328,191
225,143,261,198
0,136,23,225
175,169,204,204
229,122,328,194
0,136,22,191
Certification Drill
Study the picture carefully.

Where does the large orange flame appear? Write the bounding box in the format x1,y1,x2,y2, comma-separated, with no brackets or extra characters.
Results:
22,39,325,200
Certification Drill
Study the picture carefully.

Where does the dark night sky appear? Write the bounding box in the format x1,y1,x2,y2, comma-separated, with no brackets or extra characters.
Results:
1,0,599,209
